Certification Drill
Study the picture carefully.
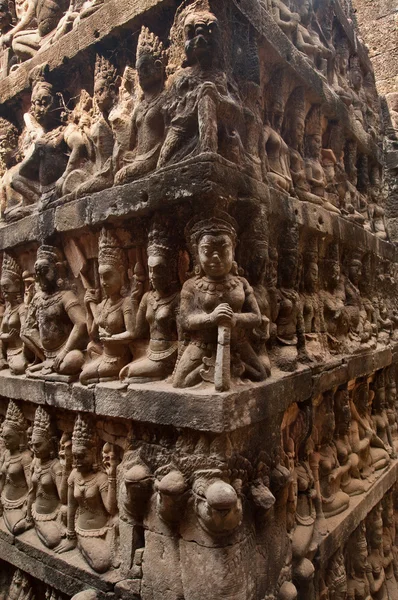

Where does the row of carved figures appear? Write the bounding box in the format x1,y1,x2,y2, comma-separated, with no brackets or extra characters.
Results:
0,368,396,593
280,368,398,599
0,567,66,600
0,3,384,234
2,480,398,600
0,0,377,125
0,214,397,389
317,491,398,600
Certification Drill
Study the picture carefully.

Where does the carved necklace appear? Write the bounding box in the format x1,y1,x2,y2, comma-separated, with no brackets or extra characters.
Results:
98,297,124,322
195,276,240,296
150,291,178,311
39,291,64,310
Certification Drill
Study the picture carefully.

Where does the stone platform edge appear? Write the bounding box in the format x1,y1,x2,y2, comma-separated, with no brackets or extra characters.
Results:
0,155,395,263
0,345,395,433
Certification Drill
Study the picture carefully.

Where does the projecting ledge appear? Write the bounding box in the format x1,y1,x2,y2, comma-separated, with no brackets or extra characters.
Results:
0,345,395,432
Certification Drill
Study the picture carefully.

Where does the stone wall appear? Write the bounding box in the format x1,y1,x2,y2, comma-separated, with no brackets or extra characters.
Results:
0,0,395,599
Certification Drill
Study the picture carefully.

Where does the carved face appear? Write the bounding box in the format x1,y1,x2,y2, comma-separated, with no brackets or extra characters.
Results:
388,384,396,406
99,264,122,298
59,433,72,467
184,13,219,66
291,117,305,149
353,541,368,573
247,247,267,286
351,68,362,90
31,434,52,459
369,514,383,548
315,397,335,443
198,233,234,280
0,275,20,303
148,255,170,292
376,387,386,410
0,131,15,167
73,444,94,472
306,134,321,158
102,443,115,470
94,79,116,115
356,385,369,414
279,253,298,288
383,500,394,528
195,480,242,534
2,424,21,451
348,261,361,286
137,54,163,92
335,389,351,433
328,261,340,288
305,261,318,291
337,48,349,74
271,101,284,132
298,0,313,24
31,87,56,128
35,258,57,293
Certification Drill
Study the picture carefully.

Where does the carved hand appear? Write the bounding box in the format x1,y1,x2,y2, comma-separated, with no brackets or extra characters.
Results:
131,278,145,304
84,288,100,306
0,33,12,48
53,349,68,371
105,456,117,479
211,303,236,327
54,537,77,554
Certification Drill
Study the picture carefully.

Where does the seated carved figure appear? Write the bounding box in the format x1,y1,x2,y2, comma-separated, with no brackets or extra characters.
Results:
368,165,388,240
293,0,333,77
114,27,167,185
381,494,398,598
0,0,68,63
342,255,373,350
350,381,390,477
371,374,395,459
10,73,69,211
325,550,348,600
55,414,118,574
366,506,388,600
0,253,28,375
0,117,24,221
22,245,86,380
283,403,324,596
300,244,329,362
80,229,133,385
157,6,244,168
23,407,69,548
74,54,119,198
263,77,293,194
44,0,103,45
346,524,372,600
333,386,366,496
271,0,300,39
120,223,180,383
0,401,32,535
273,225,307,371
331,37,352,107
302,106,340,214
173,213,267,390
320,245,348,353
313,392,350,518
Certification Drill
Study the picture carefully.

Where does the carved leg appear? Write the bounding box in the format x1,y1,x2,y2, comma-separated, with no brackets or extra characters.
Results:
78,535,112,574
198,95,218,154
35,520,63,549
120,355,175,382
172,344,208,388
59,350,85,375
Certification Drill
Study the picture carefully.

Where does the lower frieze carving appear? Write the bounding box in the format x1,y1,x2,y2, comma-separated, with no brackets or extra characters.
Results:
0,364,395,597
